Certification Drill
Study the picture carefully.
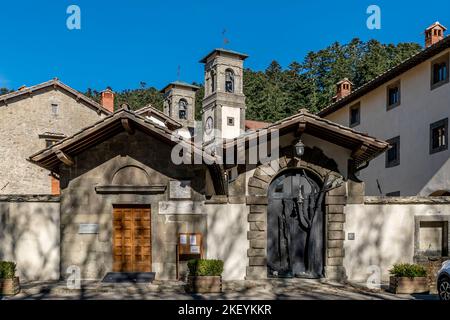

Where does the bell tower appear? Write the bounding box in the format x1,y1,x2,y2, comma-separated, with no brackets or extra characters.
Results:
161,81,199,129
200,48,248,142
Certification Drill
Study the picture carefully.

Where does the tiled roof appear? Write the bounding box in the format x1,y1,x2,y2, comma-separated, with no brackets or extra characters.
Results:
319,36,450,117
0,78,111,115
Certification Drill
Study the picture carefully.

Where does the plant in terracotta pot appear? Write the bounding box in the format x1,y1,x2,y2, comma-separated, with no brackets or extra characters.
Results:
389,263,428,294
0,261,20,296
186,259,224,293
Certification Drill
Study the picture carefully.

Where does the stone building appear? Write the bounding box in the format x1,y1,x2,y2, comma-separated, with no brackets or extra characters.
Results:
0,78,112,195
2,46,449,288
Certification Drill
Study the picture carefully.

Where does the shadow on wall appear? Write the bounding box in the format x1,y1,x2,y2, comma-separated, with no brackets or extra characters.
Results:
0,200,60,281
205,203,248,281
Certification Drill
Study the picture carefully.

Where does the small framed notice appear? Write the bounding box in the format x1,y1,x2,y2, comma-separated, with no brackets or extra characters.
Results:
190,245,200,254
78,224,99,234
180,234,187,245
189,235,197,245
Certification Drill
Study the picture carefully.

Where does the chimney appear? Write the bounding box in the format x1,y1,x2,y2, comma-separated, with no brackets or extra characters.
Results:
101,87,114,113
333,78,353,102
425,22,447,48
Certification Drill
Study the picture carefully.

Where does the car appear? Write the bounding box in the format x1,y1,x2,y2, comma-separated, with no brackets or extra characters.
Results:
437,260,450,301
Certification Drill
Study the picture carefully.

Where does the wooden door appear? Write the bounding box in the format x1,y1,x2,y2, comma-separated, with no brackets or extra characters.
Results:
113,206,151,272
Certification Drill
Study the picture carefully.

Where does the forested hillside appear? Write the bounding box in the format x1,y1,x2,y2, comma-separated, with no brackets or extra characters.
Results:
1,39,421,121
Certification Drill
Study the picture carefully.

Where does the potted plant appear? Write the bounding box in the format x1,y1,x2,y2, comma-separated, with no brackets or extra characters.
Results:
389,263,428,294
186,259,224,293
0,261,20,296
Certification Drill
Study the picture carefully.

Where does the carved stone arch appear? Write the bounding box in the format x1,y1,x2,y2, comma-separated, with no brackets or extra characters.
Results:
246,146,347,282
248,146,343,197
111,165,151,185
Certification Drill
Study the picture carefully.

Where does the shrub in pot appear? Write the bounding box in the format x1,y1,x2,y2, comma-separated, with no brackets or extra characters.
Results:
389,263,428,294
186,259,224,293
0,261,20,296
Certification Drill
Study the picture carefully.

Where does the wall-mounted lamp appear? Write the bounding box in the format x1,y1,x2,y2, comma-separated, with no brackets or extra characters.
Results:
294,139,305,157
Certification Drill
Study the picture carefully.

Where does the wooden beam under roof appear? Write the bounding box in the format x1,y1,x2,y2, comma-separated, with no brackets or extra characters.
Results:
55,150,74,166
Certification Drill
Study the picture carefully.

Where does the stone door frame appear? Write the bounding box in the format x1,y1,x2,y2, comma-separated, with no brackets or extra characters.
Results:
245,152,348,281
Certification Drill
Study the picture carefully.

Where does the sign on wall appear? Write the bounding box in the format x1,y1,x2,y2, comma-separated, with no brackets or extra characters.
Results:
78,224,99,234
158,201,204,215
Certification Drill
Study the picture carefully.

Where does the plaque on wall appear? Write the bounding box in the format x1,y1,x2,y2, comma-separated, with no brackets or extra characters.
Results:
159,201,204,215
169,180,192,199
78,224,99,234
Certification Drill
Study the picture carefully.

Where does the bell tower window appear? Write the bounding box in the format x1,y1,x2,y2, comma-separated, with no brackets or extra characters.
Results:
210,70,216,93
178,99,187,120
225,69,235,93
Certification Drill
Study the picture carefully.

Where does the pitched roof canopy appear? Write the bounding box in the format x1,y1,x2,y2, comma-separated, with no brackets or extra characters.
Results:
319,35,450,117
0,78,111,115
28,106,214,172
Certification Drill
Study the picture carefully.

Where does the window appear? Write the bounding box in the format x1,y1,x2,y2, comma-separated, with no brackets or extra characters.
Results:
225,69,234,93
349,103,360,127
418,220,449,257
39,133,65,148
51,103,59,115
386,191,401,197
430,118,448,154
434,63,447,83
210,70,216,93
431,53,449,89
227,117,235,126
178,99,187,120
387,81,401,110
386,136,400,168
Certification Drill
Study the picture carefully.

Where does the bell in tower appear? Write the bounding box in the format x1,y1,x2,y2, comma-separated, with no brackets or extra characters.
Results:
200,48,248,142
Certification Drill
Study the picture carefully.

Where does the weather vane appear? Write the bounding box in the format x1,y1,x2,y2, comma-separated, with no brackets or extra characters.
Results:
177,65,181,81
222,28,230,46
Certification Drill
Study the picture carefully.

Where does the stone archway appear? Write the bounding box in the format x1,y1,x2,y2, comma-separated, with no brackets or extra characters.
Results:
246,147,348,282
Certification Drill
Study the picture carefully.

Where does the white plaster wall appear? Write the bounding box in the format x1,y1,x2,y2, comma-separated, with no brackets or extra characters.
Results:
344,202,450,282
325,49,450,196
221,106,241,139
0,201,60,281
205,203,249,280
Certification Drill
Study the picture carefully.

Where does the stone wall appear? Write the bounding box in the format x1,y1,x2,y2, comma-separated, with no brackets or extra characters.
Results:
59,130,208,280
0,195,60,281
0,87,105,194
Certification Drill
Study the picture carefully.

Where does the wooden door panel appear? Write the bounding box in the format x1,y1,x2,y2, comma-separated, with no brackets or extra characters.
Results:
113,207,151,272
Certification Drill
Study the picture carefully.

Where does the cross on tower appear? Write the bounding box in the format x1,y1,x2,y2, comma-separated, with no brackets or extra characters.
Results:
222,29,230,46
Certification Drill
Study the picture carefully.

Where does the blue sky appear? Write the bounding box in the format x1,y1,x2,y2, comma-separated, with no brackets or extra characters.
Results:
0,0,448,92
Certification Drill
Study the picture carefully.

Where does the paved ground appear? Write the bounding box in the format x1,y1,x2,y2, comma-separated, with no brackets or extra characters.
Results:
1,278,439,300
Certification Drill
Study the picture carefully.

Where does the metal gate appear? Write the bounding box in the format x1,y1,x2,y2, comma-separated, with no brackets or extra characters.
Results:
267,169,325,278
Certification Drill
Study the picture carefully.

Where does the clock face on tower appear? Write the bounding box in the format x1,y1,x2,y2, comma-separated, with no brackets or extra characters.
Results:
205,116,214,134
